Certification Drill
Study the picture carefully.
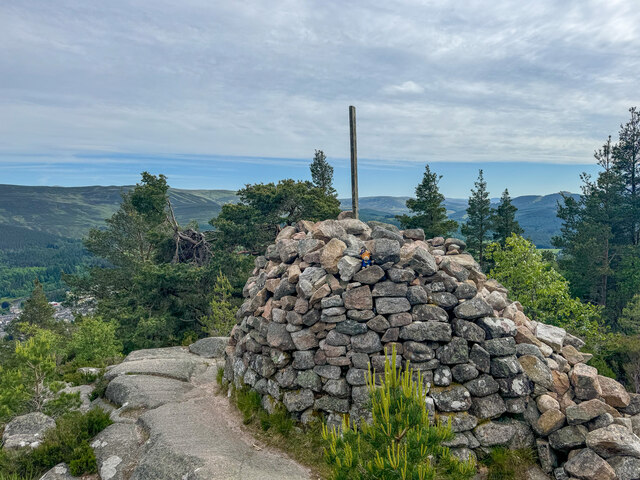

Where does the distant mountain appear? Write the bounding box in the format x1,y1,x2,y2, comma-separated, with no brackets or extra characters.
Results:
0,184,238,238
0,184,577,248
340,192,579,248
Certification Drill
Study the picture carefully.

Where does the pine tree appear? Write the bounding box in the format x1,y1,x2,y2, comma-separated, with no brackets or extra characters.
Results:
310,150,336,197
461,169,492,266
19,279,55,329
396,164,458,238
612,107,640,246
490,189,523,246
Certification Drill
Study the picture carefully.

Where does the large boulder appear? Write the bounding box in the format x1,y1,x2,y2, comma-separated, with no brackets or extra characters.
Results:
586,424,640,459
188,337,228,358
563,448,616,480
2,412,56,449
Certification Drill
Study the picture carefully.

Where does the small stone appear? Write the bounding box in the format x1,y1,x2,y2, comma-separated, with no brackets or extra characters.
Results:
400,321,452,342
607,456,640,480
324,379,350,398
412,304,448,322
370,238,401,264
292,351,315,370
431,385,472,412
283,389,315,412
537,394,560,413
453,296,493,319
476,317,517,339
367,315,390,332
483,336,516,356
351,331,383,353
296,370,322,391
436,337,469,365
519,355,553,389
388,312,412,327
430,292,459,309
267,323,296,350
314,396,350,413
338,256,362,282
353,265,385,284
325,330,350,346
291,329,319,351
407,285,429,305
469,344,491,373
473,421,515,447
535,409,566,436
451,364,479,383
471,393,506,420
535,323,566,352
433,365,452,386
598,375,631,408
548,425,587,451
490,355,522,378
343,285,373,310
375,297,411,314
570,363,603,400
564,448,616,480
464,374,500,397
313,365,342,379
452,318,486,342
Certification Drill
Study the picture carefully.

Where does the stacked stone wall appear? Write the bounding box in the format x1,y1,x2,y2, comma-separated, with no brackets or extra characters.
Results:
223,218,640,479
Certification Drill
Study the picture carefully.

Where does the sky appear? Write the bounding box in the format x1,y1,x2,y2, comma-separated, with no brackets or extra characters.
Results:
0,1,638,198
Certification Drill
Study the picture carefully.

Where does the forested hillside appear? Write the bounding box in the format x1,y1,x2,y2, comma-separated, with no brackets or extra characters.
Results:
339,192,578,247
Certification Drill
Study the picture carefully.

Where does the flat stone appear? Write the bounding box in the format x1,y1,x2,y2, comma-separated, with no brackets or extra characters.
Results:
372,281,408,297
548,425,588,451
375,297,411,314
412,304,448,322
453,296,493,319
370,238,401,264
290,329,318,351
337,256,361,282
473,422,515,447
451,363,479,383
464,374,500,397
586,424,640,458
335,320,368,336
431,385,472,412
353,265,385,284
400,321,452,342
566,399,620,425
408,247,437,276
91,422,142,480
483,337,516,356
104,356,203,382
490,355,522,378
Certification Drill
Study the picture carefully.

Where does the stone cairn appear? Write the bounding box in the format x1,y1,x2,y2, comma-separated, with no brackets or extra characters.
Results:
223,219,640,480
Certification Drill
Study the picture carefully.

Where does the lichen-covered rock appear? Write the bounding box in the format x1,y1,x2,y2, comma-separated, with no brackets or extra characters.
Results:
2,412,56,449
586,424,640,458
563,448,616,480
453,296,493,319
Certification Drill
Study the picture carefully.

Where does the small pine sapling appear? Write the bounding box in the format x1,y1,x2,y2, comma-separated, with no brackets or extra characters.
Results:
322,347,476,480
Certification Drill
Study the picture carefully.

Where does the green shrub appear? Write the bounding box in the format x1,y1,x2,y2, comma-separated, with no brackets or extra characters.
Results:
89,375,110,401
483,447,536,480
322,348,476,480
0,408,111,478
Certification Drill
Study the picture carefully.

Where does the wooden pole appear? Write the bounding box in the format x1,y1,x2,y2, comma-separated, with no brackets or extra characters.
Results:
349,105,359,219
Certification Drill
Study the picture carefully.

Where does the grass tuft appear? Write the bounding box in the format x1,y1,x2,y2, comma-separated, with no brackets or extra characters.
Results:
483,447,537,480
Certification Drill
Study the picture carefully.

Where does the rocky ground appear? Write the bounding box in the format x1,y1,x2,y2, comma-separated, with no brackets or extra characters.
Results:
5,337,312,480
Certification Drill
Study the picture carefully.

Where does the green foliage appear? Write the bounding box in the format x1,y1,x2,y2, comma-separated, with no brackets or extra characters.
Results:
490,189,523,246
461,170,492,266
486,235,604,344
67,316,122,366
0,408,111,478
619,294,640,335
42,392,82,419
234,387,264,425
212,178,340,253
483,447,536,480
311,150,337,197
396,164,458,238
17,280,55,330
322,348,476,480
554,108,640,322
201,272,237,336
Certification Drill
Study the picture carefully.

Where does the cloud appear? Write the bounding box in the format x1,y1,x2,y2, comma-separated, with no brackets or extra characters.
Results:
382,81,424,95
0,0,639,178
